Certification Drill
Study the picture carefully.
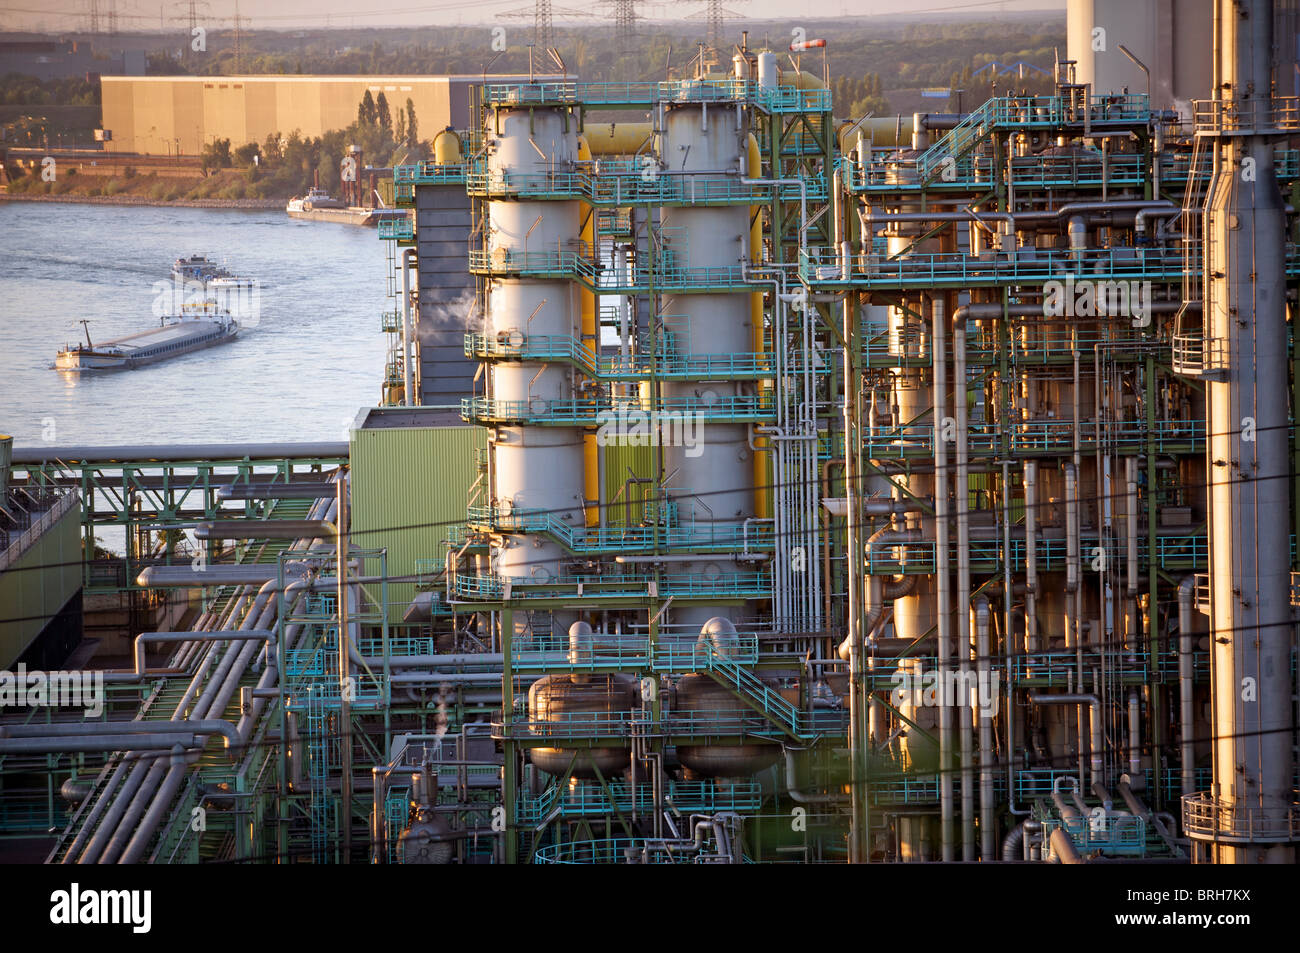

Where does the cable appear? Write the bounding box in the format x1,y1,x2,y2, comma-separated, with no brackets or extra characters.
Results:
9,720,1298,804
4,411,1294,578
0,447,1292,633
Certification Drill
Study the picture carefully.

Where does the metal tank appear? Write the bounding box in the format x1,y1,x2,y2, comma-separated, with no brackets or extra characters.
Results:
673,617,781,777
433,126,462,165
527,672,639,778
656,98,757,636
674,675,781,777
1067,0,1214,116
397,769,454,864
483,106,587,606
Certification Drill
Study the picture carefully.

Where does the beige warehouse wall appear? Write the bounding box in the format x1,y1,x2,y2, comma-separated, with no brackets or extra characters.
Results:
101,80,134,150
101,76,461,155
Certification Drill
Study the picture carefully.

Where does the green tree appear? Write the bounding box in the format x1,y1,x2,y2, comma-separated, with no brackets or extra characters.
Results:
261,132,283,163
375,91,392,135
405,98,418,149
358,90,376,126
316,152,339,193
200,137,232,174
233,141,261,167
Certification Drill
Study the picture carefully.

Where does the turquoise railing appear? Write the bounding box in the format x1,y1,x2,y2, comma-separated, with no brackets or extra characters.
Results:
464,331,780,379
453,569,771,601
461,393,775,425
466,504,774,554
468,247,761,292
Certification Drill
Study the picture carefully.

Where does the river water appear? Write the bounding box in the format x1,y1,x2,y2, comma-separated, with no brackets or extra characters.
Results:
0,201,391,449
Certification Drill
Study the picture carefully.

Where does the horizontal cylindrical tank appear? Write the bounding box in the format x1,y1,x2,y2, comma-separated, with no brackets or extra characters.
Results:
527,674,639,778
581,122,652,156
674,674,781,777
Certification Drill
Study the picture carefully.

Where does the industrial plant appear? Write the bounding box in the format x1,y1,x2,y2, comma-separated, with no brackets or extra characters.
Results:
1,0,1298,868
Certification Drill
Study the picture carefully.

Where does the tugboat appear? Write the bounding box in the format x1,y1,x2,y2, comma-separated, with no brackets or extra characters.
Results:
54,303,238,372
172,254,256,291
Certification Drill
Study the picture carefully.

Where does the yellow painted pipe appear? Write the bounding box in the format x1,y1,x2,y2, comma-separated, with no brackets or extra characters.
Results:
583,433,600,527
836,117,916,150
577,135,601,527
780,70,827,91
577,135,597,360
581,122,652,156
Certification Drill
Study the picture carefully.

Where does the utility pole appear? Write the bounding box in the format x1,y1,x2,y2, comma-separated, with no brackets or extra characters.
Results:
232,0,246,73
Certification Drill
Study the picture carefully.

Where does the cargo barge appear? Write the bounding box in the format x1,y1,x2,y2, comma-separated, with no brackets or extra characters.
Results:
53,303,238,372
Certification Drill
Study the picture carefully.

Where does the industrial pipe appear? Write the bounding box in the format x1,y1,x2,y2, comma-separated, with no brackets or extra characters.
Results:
193,520,337,541
0,736,203,754
1127,689,1141,780
1049,827,1086,864
1177,575,1198,796
0,718,240,750
1032,693,1104,786
215,481,339,501
837,527,921,660
955,322,974,862
401,247,416,405
120,630,274,683
973,596,995,860
1002,818,1041,861
11,442,349,465
1023,460,1039,649
932,295,954,862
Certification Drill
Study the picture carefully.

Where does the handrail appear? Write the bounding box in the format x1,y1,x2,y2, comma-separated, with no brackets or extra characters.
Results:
0,489,78,573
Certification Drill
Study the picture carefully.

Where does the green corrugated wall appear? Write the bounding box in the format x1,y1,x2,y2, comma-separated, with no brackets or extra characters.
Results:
601,440,655,527
350,424,485,613
0,502,82,668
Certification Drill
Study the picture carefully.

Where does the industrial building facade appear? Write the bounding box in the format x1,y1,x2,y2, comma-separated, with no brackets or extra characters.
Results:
99,75,493,155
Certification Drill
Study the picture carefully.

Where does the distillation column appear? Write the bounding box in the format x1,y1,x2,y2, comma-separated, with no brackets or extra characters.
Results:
484,105,585,634
658,96,757,637
1194,0,1297,863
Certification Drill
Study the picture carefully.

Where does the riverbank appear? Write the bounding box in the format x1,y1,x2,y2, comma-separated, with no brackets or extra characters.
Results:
0,193,282,209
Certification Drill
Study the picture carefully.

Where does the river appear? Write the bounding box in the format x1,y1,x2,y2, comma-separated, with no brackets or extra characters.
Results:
0,201,392,449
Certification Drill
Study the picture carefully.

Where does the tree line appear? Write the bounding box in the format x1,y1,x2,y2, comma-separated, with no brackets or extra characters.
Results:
196,92,423,197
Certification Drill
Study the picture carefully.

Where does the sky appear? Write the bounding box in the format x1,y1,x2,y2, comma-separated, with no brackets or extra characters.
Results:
1,0,1065,34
